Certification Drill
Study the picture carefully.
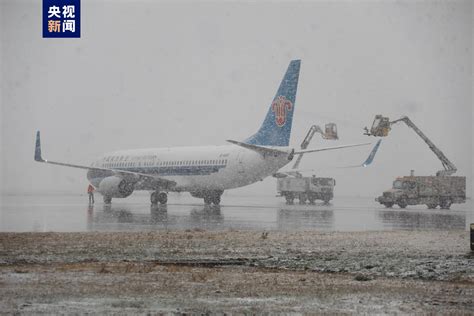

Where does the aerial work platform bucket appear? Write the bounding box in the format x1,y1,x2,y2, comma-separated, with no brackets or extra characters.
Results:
323,123,338,140
365,115,391,137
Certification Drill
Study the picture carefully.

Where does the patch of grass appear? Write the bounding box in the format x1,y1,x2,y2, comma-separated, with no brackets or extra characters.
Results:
98,263,111,274
110,300,145,309
354,274,372,282
191,270,213,282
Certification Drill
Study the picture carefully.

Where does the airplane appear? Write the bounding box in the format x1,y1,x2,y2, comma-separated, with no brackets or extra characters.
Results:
34,60,370,205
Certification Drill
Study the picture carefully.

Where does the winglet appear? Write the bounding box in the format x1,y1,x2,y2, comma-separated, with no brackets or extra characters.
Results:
34,131,44,162
362,139,382,167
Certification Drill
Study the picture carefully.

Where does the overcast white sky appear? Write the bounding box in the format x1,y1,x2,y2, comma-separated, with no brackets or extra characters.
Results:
1,0,472,198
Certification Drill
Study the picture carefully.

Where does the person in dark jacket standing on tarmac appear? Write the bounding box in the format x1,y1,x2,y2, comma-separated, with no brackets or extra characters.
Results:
87,184,95,204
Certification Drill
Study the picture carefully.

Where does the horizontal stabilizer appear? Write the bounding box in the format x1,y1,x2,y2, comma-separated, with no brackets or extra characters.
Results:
226,140,290,155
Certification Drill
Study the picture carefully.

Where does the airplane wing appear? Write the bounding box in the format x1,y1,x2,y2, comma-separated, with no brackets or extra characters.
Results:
273,141,380,177
337,139,382,168
34,131,176,187
227,140,370,156
293,142,370,154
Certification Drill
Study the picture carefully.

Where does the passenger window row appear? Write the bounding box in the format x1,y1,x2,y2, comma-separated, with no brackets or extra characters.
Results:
103,159,228,169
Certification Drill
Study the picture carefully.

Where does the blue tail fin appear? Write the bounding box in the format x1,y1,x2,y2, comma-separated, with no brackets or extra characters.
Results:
245,60,301,147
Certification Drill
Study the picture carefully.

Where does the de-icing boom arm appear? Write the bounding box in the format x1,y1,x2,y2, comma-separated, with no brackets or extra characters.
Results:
292,124,338,169
390,116,457,176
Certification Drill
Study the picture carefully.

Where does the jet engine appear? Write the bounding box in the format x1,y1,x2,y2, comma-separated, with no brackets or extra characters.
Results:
97,176,134,198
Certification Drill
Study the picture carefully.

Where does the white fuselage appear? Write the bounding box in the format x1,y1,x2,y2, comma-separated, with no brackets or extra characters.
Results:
87,145,292,192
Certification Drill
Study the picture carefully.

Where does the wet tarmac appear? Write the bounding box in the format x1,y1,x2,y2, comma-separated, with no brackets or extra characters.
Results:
0,193,471,232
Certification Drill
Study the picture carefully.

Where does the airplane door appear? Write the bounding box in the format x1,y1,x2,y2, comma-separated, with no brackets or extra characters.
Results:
236,151,245,174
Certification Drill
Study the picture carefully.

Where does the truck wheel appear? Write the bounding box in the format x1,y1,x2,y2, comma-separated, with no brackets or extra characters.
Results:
322,194,331,205
397,200,407,209
150,192,159,205
426,203,437,209
384,202,394,208
298,193,307,204
211,195,221,205
440,199,452,210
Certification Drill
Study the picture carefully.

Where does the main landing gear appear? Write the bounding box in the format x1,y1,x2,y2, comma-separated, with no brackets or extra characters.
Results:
151,191,168,205
151,190,223,206
203,190,223,205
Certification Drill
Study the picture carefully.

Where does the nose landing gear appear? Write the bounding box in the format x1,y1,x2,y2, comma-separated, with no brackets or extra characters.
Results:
151,191,168,205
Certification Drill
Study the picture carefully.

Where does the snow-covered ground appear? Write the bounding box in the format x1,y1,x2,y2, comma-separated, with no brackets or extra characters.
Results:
0,230,472,314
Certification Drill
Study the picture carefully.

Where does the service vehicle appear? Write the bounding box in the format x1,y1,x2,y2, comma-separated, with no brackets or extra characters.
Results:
278,176,335,204
275,123,338,204
376,171,466,209
365,115,466,209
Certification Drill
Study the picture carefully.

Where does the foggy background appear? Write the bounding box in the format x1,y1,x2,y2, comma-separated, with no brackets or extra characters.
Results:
1,0,472,199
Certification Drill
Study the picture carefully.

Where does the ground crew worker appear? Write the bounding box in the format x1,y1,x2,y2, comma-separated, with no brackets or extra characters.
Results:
87,184,95,204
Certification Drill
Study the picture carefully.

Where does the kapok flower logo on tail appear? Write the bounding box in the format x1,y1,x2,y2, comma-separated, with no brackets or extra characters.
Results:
43,0,80,38
271,96,293,127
